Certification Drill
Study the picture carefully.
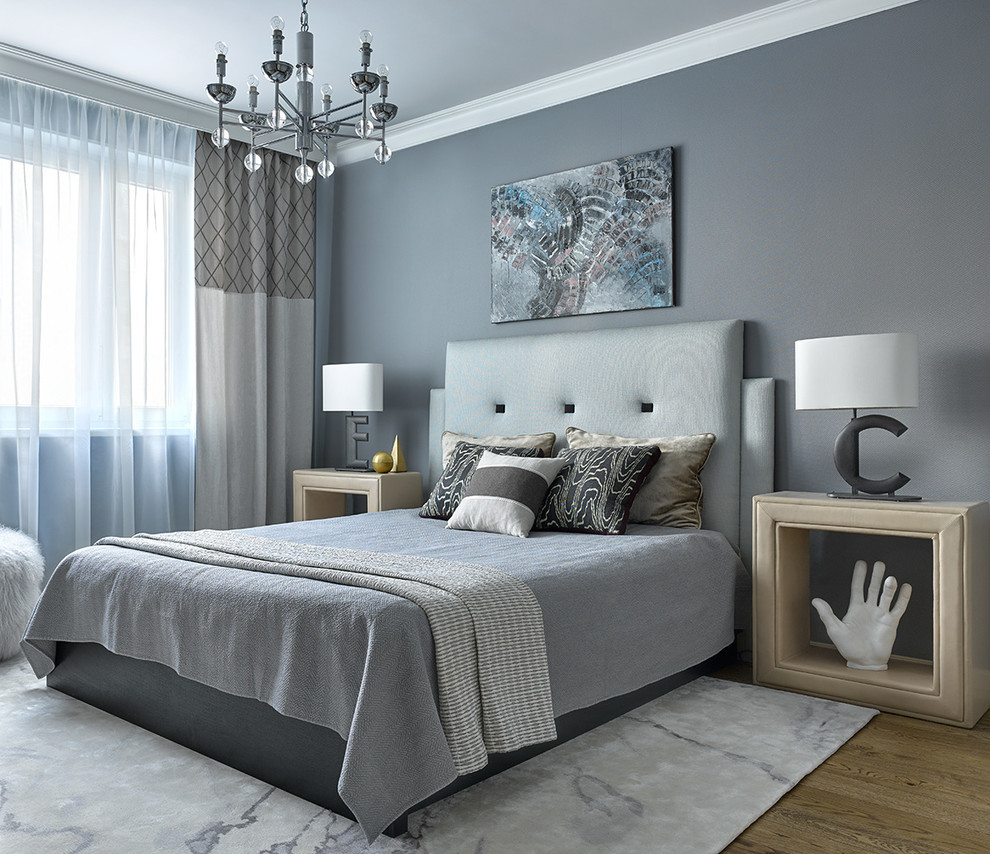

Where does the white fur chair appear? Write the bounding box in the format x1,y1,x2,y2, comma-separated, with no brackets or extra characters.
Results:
0,527,44,661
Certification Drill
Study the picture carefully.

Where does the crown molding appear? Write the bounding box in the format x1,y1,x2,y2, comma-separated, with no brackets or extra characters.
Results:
336,0,919,165
2,0,919,168
0,41,302,157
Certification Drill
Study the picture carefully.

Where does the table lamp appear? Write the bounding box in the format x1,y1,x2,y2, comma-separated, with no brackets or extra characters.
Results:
322,363,383,470
795,333,920,501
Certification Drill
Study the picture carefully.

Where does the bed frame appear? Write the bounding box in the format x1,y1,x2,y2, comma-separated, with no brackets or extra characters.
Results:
47,319,774,836
49,640,733,836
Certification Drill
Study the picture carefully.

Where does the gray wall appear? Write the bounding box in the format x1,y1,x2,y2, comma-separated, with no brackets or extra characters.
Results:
320,0,990,509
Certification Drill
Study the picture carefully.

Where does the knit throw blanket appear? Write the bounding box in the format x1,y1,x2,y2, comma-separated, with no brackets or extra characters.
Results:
97,530,557,773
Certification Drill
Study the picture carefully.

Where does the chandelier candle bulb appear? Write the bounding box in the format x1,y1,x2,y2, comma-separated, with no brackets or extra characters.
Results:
215,43,228,78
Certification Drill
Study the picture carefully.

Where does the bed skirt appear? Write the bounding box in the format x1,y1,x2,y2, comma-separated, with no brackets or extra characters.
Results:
47,640,735,836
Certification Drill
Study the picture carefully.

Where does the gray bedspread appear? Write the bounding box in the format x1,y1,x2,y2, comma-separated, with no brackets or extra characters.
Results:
95,529,557,774
22,510,743,841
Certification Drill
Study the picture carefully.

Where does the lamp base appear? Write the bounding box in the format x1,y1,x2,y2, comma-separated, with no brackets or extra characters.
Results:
334,464,373,472
827,491,922,502
832,413,921,502
344,412,371,470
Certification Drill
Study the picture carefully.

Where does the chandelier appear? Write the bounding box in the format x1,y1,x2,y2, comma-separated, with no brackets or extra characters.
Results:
206,0,398,184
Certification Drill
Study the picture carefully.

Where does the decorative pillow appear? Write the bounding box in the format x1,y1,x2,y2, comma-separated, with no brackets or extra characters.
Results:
534,445,661,535
446,451,568,538
420,442,544,520
565,427,716,528
440,430,556,468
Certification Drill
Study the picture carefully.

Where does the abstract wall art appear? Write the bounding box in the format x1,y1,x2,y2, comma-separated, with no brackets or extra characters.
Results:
491,148,674,323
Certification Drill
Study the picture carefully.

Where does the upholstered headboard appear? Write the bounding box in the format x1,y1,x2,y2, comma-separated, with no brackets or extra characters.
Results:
428,319,773,569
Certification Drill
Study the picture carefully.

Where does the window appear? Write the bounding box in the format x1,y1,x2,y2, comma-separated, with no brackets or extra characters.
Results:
0,116,194,431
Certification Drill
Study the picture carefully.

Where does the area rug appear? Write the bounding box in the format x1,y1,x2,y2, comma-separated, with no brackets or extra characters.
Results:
0,654,876,853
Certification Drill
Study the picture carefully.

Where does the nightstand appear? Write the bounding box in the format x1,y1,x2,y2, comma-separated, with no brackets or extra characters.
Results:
292,469,423,522
753,491,990,727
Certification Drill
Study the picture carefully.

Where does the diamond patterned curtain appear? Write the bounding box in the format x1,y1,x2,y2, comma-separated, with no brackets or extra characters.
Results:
193,133,315,529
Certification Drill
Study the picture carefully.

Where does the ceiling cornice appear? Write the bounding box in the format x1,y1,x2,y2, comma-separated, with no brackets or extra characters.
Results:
1,0,919,167
0,41,300,156
336,0,920,165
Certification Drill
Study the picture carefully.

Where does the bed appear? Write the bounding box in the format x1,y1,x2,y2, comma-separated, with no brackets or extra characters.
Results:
22,318,774,841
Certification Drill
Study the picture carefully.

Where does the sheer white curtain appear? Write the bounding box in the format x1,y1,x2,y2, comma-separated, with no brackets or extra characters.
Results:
0,78,196,571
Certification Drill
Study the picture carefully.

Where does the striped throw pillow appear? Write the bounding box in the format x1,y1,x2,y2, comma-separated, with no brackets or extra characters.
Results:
446,451,568,538
420,442,545,520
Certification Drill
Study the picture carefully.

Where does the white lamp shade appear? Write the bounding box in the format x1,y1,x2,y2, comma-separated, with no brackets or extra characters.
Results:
322,363,383,412
795,333,918,411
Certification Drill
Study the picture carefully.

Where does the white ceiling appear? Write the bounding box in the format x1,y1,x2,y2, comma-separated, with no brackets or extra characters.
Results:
1,0,915,163
2,0,778,122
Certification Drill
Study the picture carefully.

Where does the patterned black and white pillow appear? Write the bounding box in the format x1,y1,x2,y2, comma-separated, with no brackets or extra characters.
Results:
566,427,716,528
446,451,568,537
420,441,545,521
534,445,661,535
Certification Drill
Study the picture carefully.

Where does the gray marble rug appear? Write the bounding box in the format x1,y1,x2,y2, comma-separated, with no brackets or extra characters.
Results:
0,654,876,853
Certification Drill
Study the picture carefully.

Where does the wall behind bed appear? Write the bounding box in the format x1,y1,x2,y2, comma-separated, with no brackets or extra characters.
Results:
317,0,990,505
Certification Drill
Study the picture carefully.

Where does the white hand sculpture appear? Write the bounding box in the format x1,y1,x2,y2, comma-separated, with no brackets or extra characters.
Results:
811,559,912,671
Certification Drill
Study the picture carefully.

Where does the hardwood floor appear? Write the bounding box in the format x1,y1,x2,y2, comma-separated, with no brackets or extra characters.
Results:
715,663,990,853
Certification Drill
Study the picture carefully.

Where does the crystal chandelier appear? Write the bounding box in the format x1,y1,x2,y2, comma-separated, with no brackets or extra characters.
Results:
206,0,398,184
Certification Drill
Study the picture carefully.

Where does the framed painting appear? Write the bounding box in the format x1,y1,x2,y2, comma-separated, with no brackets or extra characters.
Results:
491,148,674,323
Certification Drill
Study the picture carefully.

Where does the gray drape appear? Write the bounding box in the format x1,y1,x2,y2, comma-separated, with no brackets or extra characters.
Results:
193,134,315,529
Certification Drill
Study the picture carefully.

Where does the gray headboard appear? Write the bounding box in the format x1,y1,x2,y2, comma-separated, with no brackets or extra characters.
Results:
428,319,774,569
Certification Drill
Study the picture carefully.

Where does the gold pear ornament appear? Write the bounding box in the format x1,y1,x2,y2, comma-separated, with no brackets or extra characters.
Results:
390,435,407,472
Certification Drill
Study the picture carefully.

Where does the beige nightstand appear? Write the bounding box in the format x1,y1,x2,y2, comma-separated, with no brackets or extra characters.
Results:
292,469,423,522
753,491,990,727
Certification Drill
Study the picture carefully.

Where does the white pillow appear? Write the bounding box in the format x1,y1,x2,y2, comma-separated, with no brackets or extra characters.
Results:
446,451,567,538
